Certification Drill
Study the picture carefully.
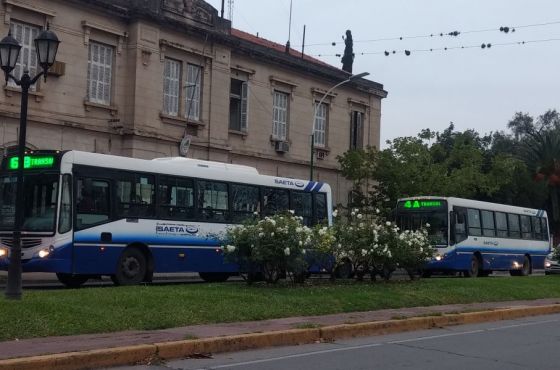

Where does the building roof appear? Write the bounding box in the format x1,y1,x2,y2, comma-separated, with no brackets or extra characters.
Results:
229,28,387,97
231,29,334,69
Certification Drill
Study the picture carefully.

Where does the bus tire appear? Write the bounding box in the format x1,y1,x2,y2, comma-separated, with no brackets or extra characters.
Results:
112,248,147,286
335,259,354,279
199,272,230,282
56,273,89,288
464,255,480,278
520,255,531,276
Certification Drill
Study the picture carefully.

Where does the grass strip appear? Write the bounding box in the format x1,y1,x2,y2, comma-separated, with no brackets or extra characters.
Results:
2,276,560,341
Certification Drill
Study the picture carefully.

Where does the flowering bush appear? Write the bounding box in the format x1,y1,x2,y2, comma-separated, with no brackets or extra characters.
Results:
381,221,434,280
223,212,313,283
325,207,434,281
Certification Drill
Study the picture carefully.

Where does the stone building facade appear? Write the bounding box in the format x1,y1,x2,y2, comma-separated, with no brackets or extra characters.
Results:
0,0,387,206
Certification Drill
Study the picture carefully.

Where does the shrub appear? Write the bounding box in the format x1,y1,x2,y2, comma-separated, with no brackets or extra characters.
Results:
223,212,312,283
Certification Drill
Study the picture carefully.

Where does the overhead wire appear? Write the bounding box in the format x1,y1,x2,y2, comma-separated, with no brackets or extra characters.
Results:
305,20,560,47
312,37,560,57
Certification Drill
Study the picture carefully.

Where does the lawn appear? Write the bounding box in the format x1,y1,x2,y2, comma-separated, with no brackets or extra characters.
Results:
2,276,560,341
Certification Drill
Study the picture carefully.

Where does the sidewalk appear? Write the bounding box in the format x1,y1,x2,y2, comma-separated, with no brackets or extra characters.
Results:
2,298,560,361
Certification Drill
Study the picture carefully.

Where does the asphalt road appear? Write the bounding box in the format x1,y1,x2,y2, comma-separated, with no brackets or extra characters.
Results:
107,313,560,370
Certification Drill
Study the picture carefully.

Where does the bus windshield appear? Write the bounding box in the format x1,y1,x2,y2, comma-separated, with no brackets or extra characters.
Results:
396,200,448,247
0,174,59,232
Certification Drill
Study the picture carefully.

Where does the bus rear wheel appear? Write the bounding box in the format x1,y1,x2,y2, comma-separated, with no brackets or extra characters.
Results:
112,248,147,286
199,272,230,282
56,273,89,288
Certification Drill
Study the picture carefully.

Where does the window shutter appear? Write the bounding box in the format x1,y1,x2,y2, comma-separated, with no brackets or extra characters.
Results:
357,112,364,148
240,81,248,132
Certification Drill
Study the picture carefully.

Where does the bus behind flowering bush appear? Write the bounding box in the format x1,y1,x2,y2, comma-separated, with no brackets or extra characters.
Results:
223,212,313,283
223,207,433,284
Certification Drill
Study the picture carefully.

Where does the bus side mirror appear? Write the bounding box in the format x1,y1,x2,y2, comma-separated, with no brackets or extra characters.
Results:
449,211,456,245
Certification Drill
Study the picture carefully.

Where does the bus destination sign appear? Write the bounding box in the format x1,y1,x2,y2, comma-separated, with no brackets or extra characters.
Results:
400,200,444,210
8,155,55,170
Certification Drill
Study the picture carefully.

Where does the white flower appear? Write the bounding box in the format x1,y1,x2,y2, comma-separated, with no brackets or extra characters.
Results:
259,232,264,237
253,211,259,215
357,214,363,219
296,227,303,233
387,251,392,258
351,211,356,216
251,244,255,249
332,209,338,217
226,245,236,252
299,240,303,246
302,249,307,254
386,221,391,226
289,210,295,214
375,208,380,214
425,223,431,228
359,222,364,228
284,247,290,256
361,249,368,256
271,232,275,237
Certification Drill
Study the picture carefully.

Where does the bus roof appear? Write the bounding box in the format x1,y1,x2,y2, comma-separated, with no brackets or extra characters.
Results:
398,196,548,218
61,150,331,194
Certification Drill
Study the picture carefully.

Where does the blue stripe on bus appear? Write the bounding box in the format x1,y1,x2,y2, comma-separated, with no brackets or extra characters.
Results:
304,182,315,192
312,182,323,192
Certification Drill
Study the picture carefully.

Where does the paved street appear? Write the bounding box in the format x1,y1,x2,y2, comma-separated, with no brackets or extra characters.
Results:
107,313,560,370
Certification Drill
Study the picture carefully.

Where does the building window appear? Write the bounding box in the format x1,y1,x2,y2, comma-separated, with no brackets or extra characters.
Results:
9,21,39,90
229,79,248,132
87,42,114,105
313,102,328,147
272,91,288,140
163,58,181,116
350,111,364,150
186,63,202,121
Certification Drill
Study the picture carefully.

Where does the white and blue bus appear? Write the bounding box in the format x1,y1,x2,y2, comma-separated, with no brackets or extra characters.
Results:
0,150,332,287
396,197,551,277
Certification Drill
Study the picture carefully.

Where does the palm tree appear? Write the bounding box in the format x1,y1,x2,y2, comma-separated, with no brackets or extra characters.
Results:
520,128,560,230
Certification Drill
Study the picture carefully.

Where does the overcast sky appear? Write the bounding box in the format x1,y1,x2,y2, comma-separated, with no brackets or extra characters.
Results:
206,0,560,145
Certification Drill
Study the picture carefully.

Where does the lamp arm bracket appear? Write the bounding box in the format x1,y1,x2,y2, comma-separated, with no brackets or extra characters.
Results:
30,70,44,85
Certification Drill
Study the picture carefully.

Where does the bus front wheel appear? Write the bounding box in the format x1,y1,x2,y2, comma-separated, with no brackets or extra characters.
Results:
464,255,480,278
56,273,89,288
112,248,147,286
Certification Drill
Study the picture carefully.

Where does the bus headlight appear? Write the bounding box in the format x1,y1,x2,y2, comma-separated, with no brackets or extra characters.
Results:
0,248,7,258
434,254,443,261
38,246,54,259
545,261,552,268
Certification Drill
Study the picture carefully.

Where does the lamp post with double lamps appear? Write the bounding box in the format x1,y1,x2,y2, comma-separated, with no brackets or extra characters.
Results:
0,27,60,300
310,72,369,181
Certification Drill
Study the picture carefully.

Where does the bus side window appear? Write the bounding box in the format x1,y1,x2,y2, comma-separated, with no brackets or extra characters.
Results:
314,193,327,225
263,187,289,216
453,207,467,243
531,216,542,240
481,210,496,237
520,215,532,239
291,191,312,226
116,175,155,218
467,208,482,236
76,178,110,230
231,184,259,223
495,212,508,238
158,176,194,220
197,181,229,222
507,214,521,238
58,174,72,234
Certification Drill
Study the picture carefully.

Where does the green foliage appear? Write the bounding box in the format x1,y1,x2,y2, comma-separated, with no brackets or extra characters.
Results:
338,113,560,237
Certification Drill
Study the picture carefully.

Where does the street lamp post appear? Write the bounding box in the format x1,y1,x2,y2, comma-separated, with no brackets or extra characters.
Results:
0,27,60,300
310,72,369,181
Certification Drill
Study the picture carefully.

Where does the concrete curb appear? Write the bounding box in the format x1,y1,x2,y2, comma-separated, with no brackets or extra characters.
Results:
2,304,560,370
